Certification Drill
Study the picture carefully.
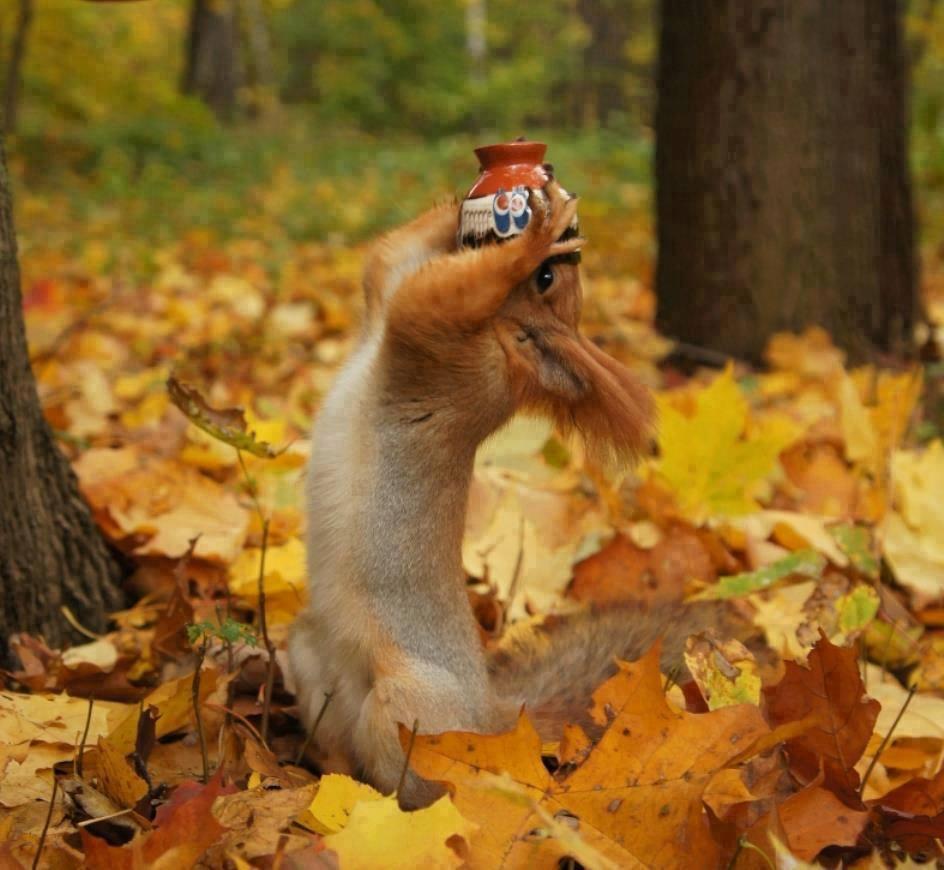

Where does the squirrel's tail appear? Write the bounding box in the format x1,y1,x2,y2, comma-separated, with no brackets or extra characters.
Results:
486,601,733,740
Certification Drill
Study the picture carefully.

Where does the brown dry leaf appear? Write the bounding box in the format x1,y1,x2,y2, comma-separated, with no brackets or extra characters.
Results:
569,533,654,605
214,783,319,861
779,440,858,518
764,635,880,800
106,667,220,754
82,773,232,869
0,691,127,747
73,446,249,564
775,784,869,860
409,645,769,868
94,735,149,810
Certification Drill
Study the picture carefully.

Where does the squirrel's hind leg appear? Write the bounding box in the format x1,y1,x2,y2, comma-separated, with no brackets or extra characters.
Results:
352,663,499,809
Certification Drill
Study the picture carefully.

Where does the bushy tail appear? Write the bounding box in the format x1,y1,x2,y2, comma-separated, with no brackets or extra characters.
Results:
486,602,737,740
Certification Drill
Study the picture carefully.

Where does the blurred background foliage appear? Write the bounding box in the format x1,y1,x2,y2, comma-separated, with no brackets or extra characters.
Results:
0,0,942,256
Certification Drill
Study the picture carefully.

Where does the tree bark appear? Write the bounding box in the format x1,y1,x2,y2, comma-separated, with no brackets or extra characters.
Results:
3,0,34,135
654,0,919,362
0,139,123,663
181,0,241,121
576,0,631,126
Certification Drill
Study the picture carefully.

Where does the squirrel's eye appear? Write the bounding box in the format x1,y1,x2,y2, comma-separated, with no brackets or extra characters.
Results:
535,261,555,294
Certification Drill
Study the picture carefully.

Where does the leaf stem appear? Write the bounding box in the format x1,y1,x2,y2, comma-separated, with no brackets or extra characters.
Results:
859,682,917,798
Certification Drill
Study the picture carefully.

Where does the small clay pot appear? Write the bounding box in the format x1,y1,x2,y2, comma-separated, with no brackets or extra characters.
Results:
458,140,577,249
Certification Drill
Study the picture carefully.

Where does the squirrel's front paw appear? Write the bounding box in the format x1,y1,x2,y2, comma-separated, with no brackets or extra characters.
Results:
521,180,584,263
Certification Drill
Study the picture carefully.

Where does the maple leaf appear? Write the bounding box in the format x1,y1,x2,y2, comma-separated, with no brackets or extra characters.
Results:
764,635,880,801
324,792,475,870
82,772,234,869
407,645,769,868
650,365,799,523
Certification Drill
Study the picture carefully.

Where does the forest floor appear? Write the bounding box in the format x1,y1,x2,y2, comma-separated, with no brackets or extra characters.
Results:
2,129,944,868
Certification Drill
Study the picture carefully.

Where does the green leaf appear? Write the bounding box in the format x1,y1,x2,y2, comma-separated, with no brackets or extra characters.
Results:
698,549,826,600
829,524,879,579
836,585,880,636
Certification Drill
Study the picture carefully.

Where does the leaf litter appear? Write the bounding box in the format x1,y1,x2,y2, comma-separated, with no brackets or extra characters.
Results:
2,213,944,868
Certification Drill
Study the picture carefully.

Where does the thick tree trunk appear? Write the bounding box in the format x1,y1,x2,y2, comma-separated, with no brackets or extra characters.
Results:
0,140,123,663
181,0,241,121
654,0,919,362
3,0,34,135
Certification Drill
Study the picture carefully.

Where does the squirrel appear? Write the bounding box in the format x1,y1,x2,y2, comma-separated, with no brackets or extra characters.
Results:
288,181,729,808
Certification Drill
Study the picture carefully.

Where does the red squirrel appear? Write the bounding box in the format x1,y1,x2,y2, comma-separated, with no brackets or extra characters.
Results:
288,182,723,807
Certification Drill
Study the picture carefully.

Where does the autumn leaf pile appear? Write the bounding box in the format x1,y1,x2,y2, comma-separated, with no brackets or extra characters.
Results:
2,196,944,869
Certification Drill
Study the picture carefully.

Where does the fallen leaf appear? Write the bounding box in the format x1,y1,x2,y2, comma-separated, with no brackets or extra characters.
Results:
323,793,475,870
299,773,384,835
777,784,869,860
683,634,761,710
764,636,880,800
698,550,825,600
650,365,799,523
74,447,250,564
409,645,769,868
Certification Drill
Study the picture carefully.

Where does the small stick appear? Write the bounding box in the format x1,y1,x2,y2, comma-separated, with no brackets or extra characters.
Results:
501,516,525,626
236,449,277,746
860,682,917,798
60,606,102,641
76,808,133,828
192,638,210,784
256,519,277,745
395,719,419,798
76,695,95,778
295,691,334,765
32,776,58,870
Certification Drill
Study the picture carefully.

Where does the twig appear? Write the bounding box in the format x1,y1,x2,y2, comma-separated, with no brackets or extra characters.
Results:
395,719,419,797
76,808,133,828
295,691,334,765
32,776,58,870
860,682,917,798
501,516,526,626
192,638,210,784
60,606,102,641
257,519,276,744
76,695,95,778
236,449,278,746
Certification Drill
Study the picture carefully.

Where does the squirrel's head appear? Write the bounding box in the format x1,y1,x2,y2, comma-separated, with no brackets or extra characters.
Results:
493,256,654,465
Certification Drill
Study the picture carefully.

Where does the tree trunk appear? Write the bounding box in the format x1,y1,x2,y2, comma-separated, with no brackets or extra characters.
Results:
654,0,919,362
0,139,123,664
577,0,631,126
3,0,34,135
181,0,241,121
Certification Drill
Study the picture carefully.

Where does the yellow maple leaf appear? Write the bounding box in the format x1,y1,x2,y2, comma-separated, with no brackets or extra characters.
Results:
323,791,475,870
228,537,308,624
297,773,384,834
650,366,799,523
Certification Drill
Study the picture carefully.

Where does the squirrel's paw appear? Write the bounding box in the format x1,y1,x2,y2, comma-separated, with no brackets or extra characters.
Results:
519,180,584,264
